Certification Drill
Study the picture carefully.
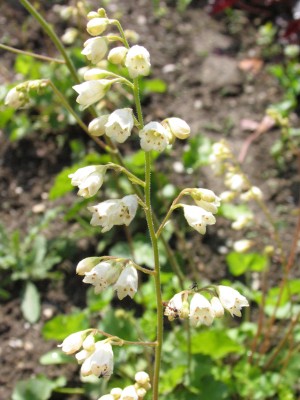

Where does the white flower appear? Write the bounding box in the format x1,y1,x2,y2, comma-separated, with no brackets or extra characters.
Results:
120,385,138,400
225,172,246,192
58,330,87,354
83,261,122,293
88,195,138,232
98,395,115,400
5,87,27,108
183,205,216,234
114,263,138,300
189,293,215,327
82,37,108,64
219,191,236,202
191,188,221,214
139,121,169,152
125,45,151,78
86,17,109,36
240,186,263,201
233,239,253,253
162,117,190,140
210,296,224,318
231,215,253,230
164,292,189,321
217,285,249,317
73,80,111,108
88,115,109,136
110,388,123,398
211,141,232,160
76,257,101,275
81,341,114,379
84,68,111,80
69,165,108,198
108,46,128,64
105,108,134,143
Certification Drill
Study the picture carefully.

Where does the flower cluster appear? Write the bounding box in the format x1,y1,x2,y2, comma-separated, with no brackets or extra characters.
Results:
77,258,138,300
5,79,49,109
97,371,151,400
59,331,114,379
182,188,221,235
164,285,249,326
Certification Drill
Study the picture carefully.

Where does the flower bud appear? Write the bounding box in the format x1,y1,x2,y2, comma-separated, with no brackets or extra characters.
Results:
233,239,253,253
135,371,150,386
219,191,236,202
87,11,99,20
88,115,109,136
162,117,190,140
110,387,123,399
231,215,253,230
76,257,101,275
87,17,109,36
5,87,27,109
58,330,88,354
73,79,111,108
240,186,263,201
108,46,128,65
82,37,108,64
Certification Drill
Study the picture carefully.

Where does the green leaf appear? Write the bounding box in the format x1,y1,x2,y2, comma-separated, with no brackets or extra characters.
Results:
39,350,74,365
141,78,167,94
21,282,41,323
226,252,268,276
42,312,89,341
183,134,212,169
12,375,66,400
189,329,243,359
160,365,186,394
219,203,252,221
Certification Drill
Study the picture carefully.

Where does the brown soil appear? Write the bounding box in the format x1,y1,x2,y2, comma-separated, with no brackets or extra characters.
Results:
1,0,299,399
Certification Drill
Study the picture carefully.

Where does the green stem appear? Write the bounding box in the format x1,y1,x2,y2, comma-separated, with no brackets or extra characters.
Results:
133,77,163,400
20,0,80,84
0,43,65,64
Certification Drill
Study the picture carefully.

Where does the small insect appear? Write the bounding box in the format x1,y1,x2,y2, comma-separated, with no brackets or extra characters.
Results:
162,301,179,319
189,281,198,291
99,369,111,379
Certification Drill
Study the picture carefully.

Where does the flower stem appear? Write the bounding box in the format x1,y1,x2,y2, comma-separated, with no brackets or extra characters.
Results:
0,43,65,64
20,0,80,84
133,77,163,400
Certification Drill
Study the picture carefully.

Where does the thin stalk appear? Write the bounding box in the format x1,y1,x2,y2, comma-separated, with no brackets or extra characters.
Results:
133,77,163,400
0,43,65,64
20,0,80,84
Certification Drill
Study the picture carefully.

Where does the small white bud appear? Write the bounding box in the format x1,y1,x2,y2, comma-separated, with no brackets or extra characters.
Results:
225,172,246,192
191,188,221,214
161,117,190,140
233,239,254,253
108,46,128,64
82,37,108,64
240,186,263,201
58,330,88,354
135,371,150,386
73,80,111,109
87,18,109,36
120,385,138,400
110,387,123,399
5,87,27,108
219,191,236,202
125,45,151,78
76,257,101,275
88,115,109,136
231,215,253,230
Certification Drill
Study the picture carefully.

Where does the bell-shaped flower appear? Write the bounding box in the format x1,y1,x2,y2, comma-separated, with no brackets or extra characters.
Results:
105,108,134,143
69,165,108,198
83,260,122,293
120,385,138,400
125,45,151,78
190,188,221,214
139,121,169,152
164,292,189,321
189,293,215,327
217,285,249,317
210,296,224,318
73,79,111,109
88,115,109,136
108,46,128,65
183,205,216,234
114,263,138,300
81,341,114,379
88,195,138,232
76,257,101,275
58,330,88,354
87,17,109,36
82,37,108,64
162,117,190,140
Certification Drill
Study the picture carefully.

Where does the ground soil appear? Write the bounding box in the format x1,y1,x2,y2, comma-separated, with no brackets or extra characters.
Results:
0,0,299,399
